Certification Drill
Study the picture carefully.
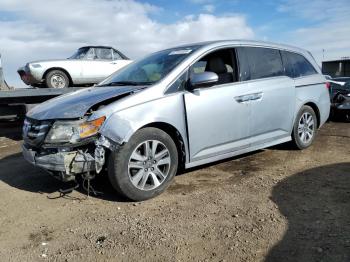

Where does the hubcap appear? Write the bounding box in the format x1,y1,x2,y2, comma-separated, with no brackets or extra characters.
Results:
128,140,171,191
50,74,66,88
298,112,314,144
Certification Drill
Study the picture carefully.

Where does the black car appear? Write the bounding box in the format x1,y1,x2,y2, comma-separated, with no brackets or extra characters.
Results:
329,81,350,121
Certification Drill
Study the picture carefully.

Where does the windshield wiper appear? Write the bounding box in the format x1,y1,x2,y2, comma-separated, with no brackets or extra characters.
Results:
100,81,153,87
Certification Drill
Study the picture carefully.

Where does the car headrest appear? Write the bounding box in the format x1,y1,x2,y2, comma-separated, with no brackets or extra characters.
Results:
205,57,227,74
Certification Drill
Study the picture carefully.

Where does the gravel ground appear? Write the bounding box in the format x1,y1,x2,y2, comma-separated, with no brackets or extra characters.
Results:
0,120,349,262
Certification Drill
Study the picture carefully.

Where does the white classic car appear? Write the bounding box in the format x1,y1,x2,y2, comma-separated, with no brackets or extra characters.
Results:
18,46,132,88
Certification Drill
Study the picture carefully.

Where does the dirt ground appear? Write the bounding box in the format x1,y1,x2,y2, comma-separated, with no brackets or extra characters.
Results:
0,120,349,262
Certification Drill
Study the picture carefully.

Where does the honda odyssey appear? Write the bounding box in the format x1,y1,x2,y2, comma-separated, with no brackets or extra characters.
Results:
22,40,330,200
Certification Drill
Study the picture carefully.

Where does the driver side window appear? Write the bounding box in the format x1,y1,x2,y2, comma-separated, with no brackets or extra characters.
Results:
85,48,95,60
95,48,113,60
190,48,238,86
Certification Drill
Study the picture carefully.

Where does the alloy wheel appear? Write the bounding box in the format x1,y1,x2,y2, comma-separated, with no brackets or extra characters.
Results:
128,140,171,191
297,112,315,144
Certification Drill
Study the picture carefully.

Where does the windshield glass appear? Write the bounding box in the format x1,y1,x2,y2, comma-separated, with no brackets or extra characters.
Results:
69,47,90,59
99,45,200,86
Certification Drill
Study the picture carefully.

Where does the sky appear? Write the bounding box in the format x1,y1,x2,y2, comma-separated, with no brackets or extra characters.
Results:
0,0,349,87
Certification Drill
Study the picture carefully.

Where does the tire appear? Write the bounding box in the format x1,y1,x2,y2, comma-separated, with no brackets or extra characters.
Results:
108,127,178,201
45,70,69,88
291,105,318,150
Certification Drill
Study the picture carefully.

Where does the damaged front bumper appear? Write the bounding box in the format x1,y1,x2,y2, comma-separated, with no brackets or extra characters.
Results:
22,136,114,182
22,145,95,181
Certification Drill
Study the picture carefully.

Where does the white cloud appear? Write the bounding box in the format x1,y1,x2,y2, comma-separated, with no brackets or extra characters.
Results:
203,4,215,13
278,0,350,63
0,0,254,87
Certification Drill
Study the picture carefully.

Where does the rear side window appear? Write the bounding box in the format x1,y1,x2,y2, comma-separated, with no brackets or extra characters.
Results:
112,49,123,60
282,51,317,78
95,48,112,60
242,47,284,80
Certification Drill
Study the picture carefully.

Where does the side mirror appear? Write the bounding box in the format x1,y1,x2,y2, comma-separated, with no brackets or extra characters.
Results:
189,72,218,89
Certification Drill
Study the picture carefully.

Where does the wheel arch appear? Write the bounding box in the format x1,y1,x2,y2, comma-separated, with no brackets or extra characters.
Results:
43,67,73,87
304,102,321,128
293,101,321,129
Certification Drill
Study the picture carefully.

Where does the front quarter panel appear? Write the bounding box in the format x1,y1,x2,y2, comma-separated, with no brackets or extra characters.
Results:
30,60,83,83
99,93,189,162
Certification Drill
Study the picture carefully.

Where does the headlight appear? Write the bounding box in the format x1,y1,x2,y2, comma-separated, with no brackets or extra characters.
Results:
45,116,106,143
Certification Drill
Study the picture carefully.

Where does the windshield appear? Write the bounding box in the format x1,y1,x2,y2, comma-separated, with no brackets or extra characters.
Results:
69,47,90,59
99,45,200,86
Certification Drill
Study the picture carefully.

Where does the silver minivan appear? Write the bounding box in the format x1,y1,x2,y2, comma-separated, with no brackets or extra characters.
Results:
22,40,330,200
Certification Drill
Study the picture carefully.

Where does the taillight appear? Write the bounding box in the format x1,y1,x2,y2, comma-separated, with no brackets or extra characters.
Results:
325,82,331,90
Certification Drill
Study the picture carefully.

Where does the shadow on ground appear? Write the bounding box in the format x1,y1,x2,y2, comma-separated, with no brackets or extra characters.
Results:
266,162,350,262
0,152,128,202
0,148,264,203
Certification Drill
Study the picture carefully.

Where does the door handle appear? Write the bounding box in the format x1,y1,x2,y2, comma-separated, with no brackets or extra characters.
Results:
110,62,118,64
234,96,250,103
234,92,263,103
249,92,263,101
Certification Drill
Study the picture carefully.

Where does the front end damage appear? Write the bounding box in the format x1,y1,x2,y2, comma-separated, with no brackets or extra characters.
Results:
21,85,146,183
22,133,116,182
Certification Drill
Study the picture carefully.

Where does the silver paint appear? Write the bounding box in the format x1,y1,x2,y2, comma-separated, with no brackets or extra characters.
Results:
23,40,331,174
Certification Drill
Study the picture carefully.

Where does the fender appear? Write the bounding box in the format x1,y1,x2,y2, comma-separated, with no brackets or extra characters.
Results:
99,93,190,162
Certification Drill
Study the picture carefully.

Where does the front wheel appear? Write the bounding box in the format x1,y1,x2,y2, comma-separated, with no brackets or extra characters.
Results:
108,127,178,201
291,105,318,149
45,70,69,88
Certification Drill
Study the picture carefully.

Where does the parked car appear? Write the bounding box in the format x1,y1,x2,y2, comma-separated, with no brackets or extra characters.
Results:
329,81,350,121
332,77,350,84
17,46,132,88
22,40,330,201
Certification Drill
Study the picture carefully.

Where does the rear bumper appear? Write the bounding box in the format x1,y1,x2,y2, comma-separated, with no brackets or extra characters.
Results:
22,144,95,181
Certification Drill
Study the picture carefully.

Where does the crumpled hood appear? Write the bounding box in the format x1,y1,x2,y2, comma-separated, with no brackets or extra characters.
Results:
27,86,143,120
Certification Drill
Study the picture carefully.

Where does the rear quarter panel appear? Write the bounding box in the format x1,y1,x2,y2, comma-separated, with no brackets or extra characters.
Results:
294,74,330,128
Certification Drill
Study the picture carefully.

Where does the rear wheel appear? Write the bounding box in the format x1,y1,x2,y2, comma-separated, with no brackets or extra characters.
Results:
108,127,178,201
292,105,317,149
45,70,69,88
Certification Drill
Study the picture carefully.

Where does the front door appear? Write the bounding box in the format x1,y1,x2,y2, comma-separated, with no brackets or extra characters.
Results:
81,47,116,83
184,48,253,162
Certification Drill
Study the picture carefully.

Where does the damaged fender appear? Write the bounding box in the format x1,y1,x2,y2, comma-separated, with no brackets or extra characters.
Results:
96,94,190,163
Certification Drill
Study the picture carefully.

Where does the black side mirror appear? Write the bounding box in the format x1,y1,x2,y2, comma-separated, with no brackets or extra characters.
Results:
189,72,218,89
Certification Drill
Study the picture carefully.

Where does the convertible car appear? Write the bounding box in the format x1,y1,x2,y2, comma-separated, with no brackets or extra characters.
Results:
17,46,132,88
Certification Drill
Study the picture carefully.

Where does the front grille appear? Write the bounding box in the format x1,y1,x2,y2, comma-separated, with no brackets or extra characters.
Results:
23,118,51,147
